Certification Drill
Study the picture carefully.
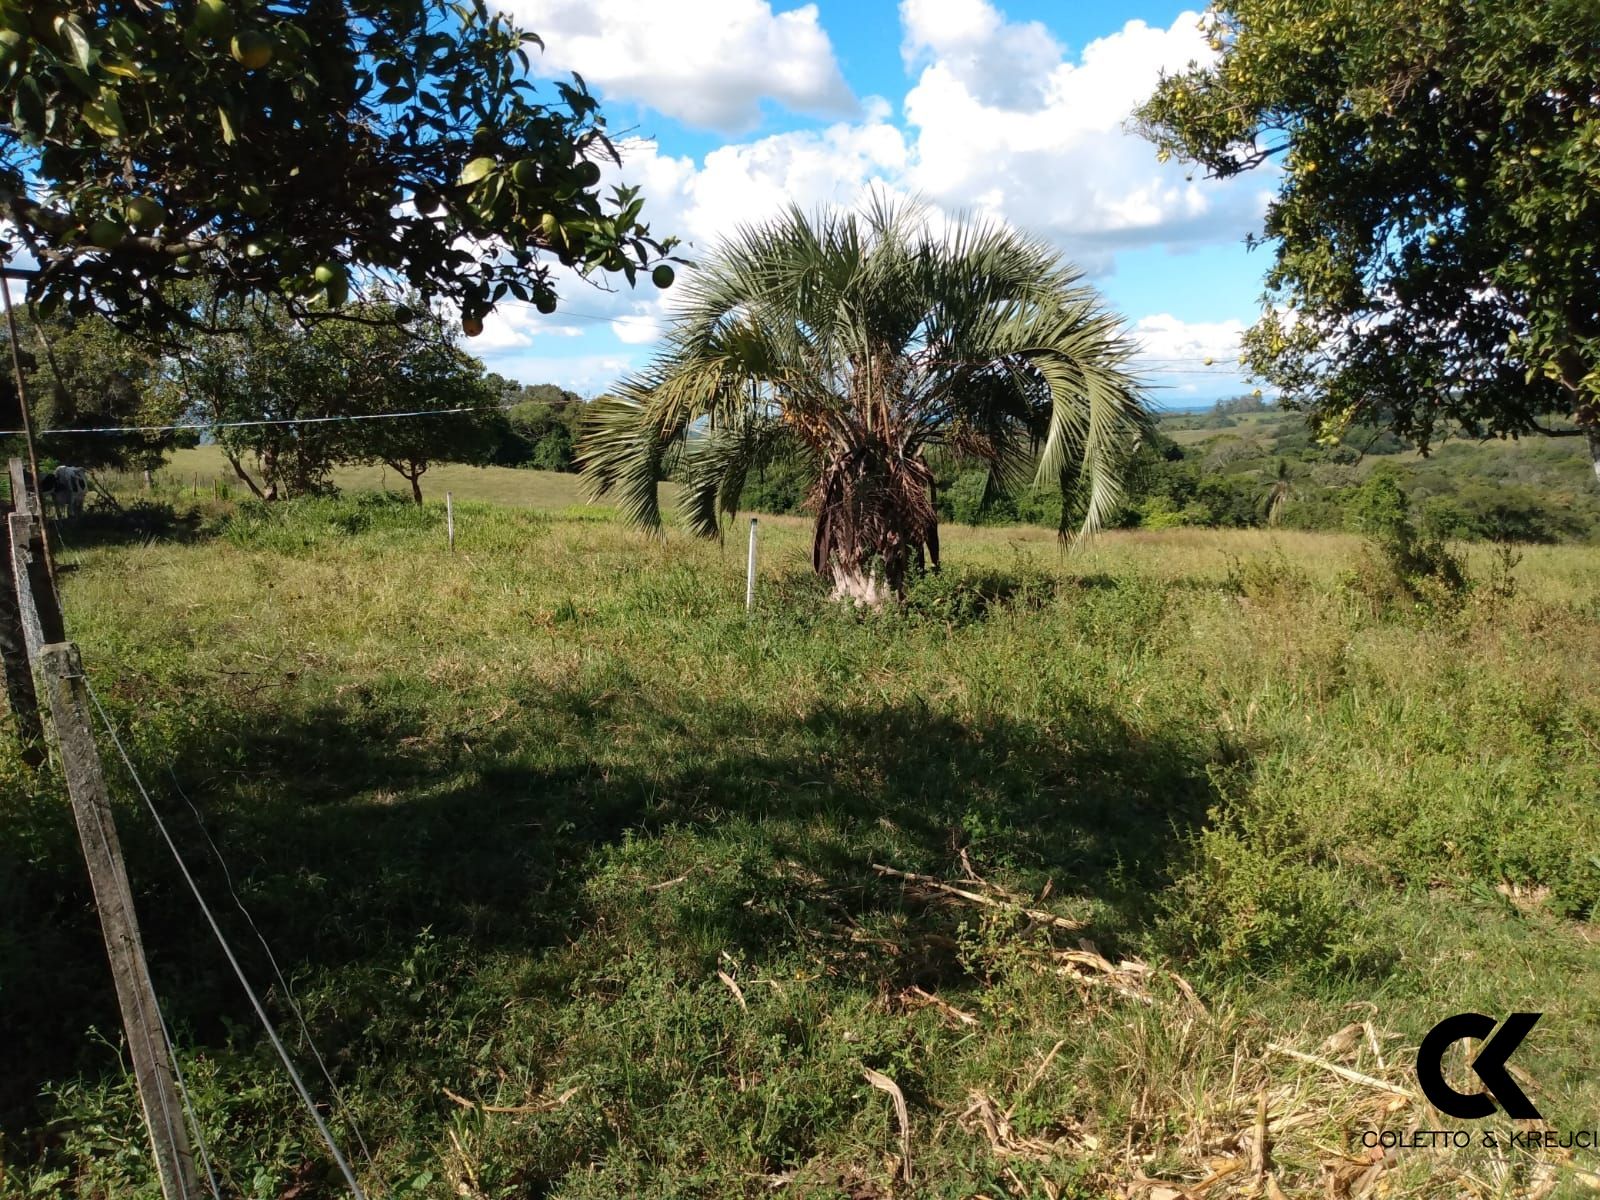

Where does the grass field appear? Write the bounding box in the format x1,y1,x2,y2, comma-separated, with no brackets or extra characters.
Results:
141,446,615,511
4,476,1600,1199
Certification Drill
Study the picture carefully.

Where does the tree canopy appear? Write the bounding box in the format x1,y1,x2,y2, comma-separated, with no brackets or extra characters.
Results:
581,199,1147,603
175,293,498,500
1136,0,1600,474
1,306,191,470
0,0,676,331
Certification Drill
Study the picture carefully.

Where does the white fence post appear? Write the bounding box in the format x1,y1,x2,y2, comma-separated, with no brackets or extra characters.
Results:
745,517,758,613
446,491,455,553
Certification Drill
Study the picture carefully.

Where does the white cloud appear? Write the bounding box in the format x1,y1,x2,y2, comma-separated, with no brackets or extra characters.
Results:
474,3,1277,384
611,311,663,344
466,301,587,353
900,0,1063,109
604,105,908,257
899,5,1273,272
1132,312,1246,365
1131,313,1260,406
594,6,1268,281
509,0,857,133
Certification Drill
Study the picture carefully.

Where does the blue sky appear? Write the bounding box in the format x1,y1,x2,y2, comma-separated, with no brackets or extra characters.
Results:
483,0,1276,408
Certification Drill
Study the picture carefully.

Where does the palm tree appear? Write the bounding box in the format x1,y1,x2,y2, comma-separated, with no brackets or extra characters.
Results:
580,198,1149,604
1264,458,1294,526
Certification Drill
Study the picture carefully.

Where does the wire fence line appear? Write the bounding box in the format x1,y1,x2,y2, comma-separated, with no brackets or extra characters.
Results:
153,998,225,1200
84,677,372,1200
0,361,1254,440
164,766,377,1173
0,402,522,439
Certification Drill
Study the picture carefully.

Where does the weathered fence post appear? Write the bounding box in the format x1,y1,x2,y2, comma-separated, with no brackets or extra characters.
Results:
39,642,202,1200
9,509,65,655
446,491,455,553
9,457,33,515
746,517,758,613
0,500,43,758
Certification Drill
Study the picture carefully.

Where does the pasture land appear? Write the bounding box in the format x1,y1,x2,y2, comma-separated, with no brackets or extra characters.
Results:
4,484,1599,1199
147,445,604,511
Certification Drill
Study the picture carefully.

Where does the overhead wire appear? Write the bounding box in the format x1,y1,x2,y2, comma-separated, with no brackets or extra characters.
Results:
0,354,1252,440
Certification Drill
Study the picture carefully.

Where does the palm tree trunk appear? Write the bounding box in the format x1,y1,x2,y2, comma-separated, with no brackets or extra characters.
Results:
810,439,937,605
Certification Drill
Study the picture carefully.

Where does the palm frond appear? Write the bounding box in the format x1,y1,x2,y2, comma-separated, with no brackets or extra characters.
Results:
577,392,679,531
678,410,806,539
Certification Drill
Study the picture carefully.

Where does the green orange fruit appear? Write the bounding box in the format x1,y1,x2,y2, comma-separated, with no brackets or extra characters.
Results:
231,30,273,69
651,264,675,290
193,0,233,38
125,196,165,230
88,218,125,249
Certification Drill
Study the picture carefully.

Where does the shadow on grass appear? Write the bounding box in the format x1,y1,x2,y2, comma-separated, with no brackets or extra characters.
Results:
2,678,1220,1137
48,501,209,555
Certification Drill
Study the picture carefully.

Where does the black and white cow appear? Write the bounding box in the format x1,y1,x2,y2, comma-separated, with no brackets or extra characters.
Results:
38,466,89,518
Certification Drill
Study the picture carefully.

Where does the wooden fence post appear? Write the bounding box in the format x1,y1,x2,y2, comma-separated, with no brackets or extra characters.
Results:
0,500,43,758
39,642,202,1200
9,457,34,516
10,510,65,654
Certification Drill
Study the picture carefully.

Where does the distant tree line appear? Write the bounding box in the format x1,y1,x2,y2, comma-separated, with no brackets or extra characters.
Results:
483,381,586,473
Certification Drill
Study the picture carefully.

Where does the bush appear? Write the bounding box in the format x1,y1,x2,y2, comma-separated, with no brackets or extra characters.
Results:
1344,468,1468,612
737,454,813,516
1159,828,1391,979
901,562,1055,625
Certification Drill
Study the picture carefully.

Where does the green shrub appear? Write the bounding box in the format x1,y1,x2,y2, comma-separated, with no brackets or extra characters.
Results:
901,562,1055,625
1344,468,1468,612
1158,828,1392,979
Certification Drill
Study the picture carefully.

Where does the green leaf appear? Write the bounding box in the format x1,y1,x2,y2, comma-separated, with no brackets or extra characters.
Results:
218,105,236,144
56,16,94,72
81,90,127,138
458,156,496,186
99,58,148,81
12,74,45,139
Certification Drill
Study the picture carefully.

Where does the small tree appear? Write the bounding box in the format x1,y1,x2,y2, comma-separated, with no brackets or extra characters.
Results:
174,296,346,498
312,304,500,503
174,295,498,500
1263,458,1293,527
583,199,1147,603
4,307,192,476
